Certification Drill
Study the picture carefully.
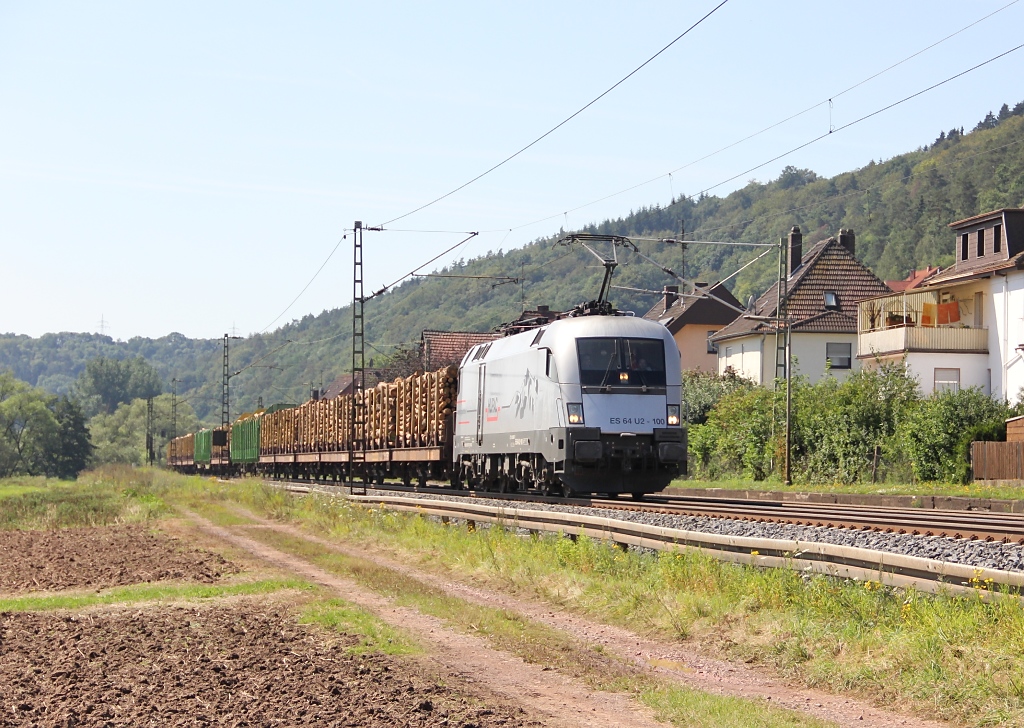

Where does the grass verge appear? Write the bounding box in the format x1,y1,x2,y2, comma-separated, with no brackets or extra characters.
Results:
298,598,420,656
0,577,309,612
671,476,1024,501
0,467,175,529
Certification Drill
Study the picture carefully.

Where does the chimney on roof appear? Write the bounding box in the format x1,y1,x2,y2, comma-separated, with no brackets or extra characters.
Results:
787,226,803,277
663,285,679,309
538,305,549,314
838,228,855,256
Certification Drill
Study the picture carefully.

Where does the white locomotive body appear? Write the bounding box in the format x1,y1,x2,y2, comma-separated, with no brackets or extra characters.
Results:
454,315,685,496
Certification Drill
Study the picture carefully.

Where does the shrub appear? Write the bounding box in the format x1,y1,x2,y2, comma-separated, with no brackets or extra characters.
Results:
794,362,919,483
900,387,1011,483
689,385,776,479
680,369,754,425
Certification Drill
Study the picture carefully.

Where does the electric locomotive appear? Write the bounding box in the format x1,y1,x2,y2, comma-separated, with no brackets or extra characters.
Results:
454,314,685,497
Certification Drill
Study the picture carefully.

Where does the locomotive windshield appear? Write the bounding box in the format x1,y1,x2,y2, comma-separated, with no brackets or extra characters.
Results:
577,337,666,387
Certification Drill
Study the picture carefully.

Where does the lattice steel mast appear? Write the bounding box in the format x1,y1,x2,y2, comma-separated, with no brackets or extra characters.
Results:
349,221,367,494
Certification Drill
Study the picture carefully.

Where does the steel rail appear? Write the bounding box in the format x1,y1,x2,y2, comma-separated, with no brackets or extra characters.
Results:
601,495,1024,543
272,482,1023,599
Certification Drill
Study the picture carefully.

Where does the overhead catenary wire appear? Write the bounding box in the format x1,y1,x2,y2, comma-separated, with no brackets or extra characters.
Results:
690,43,1024,201
511,42,1024,255
245,9,1019,363
377,0,730,227
486,2,1020,236
365,231,480,301
690,134,1024,239
249,6,1013,347
259,232,350,334
631,237,776,247
412,273,519,281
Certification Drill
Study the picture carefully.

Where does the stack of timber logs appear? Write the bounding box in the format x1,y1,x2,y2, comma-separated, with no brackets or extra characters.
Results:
167,432,195,465
258,366,457,455
261,406,298,454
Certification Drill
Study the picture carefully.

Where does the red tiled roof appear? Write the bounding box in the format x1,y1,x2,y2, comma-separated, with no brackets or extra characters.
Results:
712,237,892,342
421,330,499,370
886,266,941,292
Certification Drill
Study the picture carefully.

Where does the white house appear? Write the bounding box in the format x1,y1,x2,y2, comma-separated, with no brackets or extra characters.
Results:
713,227,893,384
858,208,1024,400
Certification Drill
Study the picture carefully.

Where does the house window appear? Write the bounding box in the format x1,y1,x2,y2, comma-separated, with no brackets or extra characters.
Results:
961,233,969,260
995,224,1002,253
825,342,852,370
977,228,985,257
974,291,984,328
706,330,718,354
823,291,839,310
724,346,733,359
934,368,960,393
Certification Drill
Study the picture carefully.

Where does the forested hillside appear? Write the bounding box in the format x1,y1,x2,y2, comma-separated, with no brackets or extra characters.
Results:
4,101,1024,423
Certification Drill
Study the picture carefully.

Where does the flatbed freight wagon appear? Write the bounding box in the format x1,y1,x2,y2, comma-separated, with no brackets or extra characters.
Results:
258,367,457,484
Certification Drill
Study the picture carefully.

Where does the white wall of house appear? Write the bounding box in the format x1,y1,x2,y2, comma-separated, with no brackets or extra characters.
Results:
888,352,990,395
717,334,766,383
790,333,860,383
993,270,1024,403
718,332,862,384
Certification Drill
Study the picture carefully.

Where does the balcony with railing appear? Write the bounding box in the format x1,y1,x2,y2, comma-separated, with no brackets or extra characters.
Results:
857,289,988,357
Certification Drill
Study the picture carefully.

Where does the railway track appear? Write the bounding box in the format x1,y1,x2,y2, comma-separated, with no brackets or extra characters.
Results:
263,477,1024,544
257,478,1024,598
591,494,1024,544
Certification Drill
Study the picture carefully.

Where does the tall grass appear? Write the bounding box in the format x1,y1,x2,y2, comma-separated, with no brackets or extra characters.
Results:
0,466,169,529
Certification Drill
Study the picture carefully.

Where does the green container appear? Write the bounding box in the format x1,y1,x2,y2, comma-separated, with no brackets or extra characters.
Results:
231,414,261,465
195,429,212,465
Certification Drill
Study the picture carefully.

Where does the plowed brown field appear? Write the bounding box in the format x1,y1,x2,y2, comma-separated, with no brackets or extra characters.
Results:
1,602,533,727
0,524,537,727
0,526,237,593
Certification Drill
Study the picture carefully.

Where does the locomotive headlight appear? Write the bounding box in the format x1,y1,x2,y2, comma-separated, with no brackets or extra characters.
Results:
667,405,681,426
567,403,585,425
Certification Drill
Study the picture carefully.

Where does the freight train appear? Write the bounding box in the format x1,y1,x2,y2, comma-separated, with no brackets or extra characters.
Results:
168,313,686,497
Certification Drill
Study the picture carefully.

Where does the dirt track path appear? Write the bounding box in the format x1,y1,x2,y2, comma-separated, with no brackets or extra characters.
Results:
183,511,670,728
209,504,953,728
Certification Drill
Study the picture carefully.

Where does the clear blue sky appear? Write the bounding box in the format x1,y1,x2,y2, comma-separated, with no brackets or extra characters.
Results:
2,1,1022,339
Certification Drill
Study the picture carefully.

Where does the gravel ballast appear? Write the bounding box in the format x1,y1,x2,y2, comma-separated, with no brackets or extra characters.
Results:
356,489,1024,574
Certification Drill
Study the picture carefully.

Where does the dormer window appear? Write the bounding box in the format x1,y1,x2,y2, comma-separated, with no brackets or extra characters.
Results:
977,227,985,257
823,291,839,310
961,233,969,261
995,224,1002,253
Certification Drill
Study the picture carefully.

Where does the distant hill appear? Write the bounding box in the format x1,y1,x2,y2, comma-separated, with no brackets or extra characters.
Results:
4,100,1024,423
